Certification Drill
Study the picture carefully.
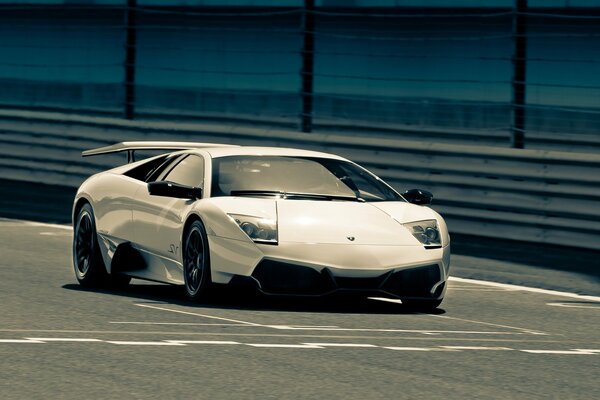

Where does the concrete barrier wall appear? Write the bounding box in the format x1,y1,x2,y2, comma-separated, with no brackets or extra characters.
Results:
1,109,598,250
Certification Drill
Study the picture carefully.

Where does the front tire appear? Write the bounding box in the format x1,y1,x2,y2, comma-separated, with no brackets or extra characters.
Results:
183,220,212,301
73,203,108,287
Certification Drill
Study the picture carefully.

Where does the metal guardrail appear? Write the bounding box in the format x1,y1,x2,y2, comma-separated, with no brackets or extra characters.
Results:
0,109,599,250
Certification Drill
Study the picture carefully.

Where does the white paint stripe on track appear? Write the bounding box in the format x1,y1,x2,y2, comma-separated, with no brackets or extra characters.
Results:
449,277,600,302
1,338,599,355
520,349,598,355
441,346,513,351
134,303,264,327
449,288,518,292
266,325,522,335
546,302,600,310
384,347,457,352
245,343,323,349
109,321,249,326
572,349,600,353
10,219,73,231
302,343,377,348
290,325,340,328
431,314,547,336
24,338,101,342
105,341,185,346
165,340,240,345
134,306,522,336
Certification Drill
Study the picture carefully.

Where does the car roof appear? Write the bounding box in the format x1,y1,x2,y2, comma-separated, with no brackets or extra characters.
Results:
190,146,348,161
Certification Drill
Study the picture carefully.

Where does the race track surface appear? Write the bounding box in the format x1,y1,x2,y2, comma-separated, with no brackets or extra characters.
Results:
1,219,598,399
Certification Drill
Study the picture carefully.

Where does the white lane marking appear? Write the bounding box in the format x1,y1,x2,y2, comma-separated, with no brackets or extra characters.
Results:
266,325,521,335
384,347,457,352
1,338,599,355
134,303,264,327
289,325,340,328
109,321,340,328
165,340,240,345
105,341,185,346
449,277,600,302
572,349,600,354
24,338,101,342
134,305,520,336
520,349,598,355
0,331,557,342
449,288,518,292
14,219,73,231
546,302,600,310
302,343,377,348
441,346,513,351
245,343,323,349
109,321,250,326
430,314,547,336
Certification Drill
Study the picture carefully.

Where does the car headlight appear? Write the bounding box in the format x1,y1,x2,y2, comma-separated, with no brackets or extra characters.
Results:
228,214,278,244
404,219,441,247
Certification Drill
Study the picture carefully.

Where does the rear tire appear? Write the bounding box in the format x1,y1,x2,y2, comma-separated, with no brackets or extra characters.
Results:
183,220,212,301
73,203,132,288
73,203,108,287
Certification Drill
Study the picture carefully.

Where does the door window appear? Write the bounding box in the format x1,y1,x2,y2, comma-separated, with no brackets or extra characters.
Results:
161,155,205,188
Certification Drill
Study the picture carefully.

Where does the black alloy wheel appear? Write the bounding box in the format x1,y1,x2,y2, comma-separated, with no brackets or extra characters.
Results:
73,203,131,287
73,203,107,286
183,220,211,301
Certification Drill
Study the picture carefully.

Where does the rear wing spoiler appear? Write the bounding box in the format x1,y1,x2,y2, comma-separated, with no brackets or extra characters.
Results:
82,141,238,163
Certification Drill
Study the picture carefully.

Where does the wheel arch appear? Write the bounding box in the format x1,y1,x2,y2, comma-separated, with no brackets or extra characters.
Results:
181,213,206,248
181,212,213,298
72,196,92,225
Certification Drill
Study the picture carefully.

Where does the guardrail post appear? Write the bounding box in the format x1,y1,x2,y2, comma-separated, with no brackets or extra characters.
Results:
124,0,137,120
511,0,527,148
301,0,315,133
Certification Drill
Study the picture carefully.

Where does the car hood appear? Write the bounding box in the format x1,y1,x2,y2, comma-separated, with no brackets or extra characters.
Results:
276,200,422,245
205,197,439,246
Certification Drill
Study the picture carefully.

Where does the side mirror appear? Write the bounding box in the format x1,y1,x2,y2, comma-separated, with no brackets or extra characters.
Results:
148,181,202,200
402,189,433,205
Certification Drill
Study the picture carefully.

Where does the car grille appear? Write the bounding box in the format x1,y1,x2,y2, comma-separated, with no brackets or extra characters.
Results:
381,264,442,298
251,260,442,298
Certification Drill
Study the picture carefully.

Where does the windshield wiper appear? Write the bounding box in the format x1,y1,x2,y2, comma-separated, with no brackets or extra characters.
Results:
230,190,363,202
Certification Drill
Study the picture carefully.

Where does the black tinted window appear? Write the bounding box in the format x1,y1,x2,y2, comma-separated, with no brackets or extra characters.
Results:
146,154,185,183
124,155,169,181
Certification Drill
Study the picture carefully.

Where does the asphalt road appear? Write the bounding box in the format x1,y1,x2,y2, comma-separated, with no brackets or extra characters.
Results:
1,219,599,399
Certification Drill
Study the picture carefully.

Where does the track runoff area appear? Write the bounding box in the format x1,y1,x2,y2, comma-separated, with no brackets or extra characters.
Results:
1,218,598,399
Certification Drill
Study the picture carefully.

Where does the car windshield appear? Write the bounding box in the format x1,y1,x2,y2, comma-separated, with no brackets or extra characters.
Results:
211,156,403,202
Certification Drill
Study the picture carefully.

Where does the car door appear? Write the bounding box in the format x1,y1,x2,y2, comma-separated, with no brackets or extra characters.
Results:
131,153,206,283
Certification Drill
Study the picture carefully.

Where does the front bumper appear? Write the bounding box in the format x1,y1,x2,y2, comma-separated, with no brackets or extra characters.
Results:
229,259,445,299
208,236,450,299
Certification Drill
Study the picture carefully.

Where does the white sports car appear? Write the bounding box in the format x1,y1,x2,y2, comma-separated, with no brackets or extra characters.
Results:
73,142,450,309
